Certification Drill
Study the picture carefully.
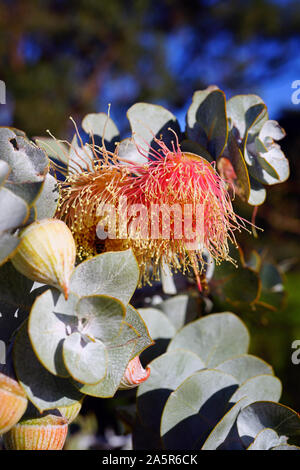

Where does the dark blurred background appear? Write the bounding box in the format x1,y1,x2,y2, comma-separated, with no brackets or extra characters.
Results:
0,0,299,422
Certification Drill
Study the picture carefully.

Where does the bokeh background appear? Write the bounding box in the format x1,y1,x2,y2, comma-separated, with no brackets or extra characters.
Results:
0,0,299,445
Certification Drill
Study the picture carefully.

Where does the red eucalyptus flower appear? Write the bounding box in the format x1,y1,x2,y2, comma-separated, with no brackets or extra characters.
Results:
56,133,248,289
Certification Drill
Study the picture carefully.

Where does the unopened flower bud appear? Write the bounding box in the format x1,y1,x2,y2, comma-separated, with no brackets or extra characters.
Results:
119,356,150,390
12,219,76,299
3,414,68,450
0,372,27,434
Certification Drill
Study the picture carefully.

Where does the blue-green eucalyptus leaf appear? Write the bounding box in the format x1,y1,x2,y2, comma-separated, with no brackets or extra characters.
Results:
247,428,286,450
0,233,20,267
70,249,139,305
138,307,176,363
62,331,107,385
28,288,78,377
13,323,82,412
82,113,120,143
226,95,268,141
160,261,176,295
68,134,94,175
75,295,126,343
245,141,289,185
237,401,300,448
137,349,205,436
160,369,238,450
117,137,147,164
202,397,249,450
0,160,10,187
257,145,289,184
215,354,273,385
229,375,282,405
127,103,181,155
138,308,176,342
222,130,250,201
0,128,49,205
259,120,286,144
34,173,59,219
29,289,127,384
248,175,266,206
168,312,249,368
271,443,300,450
125,305,153,359
0,187,29,233
35,137,69,165
74,322,139,398
157,294,198,332
186,87,227,159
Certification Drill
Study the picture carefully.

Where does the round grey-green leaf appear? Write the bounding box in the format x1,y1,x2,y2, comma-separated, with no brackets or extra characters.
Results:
157,295,198,332
35,173,59,219
230,375,282,405
70,249,139,305
82,113,120,142
0,232,20,266
28,289,79,377
74,322,139,398
76,295,126,343
248,175,266,205
202,397,249,450
63,331,107,385
13,323,82,412
35,137,69,165
138,308,176,341
168,312,249,368
125,305,153,358
161,369,239,450
0,160,10,187
137,349,205,435
0,187,29,232
138,307,176,363
247,428,285,450
127,102,181,152
237,401,300,448
215,354,273,384
186,88,227,159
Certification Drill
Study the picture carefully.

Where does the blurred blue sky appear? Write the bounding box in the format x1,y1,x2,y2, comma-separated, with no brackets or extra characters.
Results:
1,0,300,135
97,27,300,133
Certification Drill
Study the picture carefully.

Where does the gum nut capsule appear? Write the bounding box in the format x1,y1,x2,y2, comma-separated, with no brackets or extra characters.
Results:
11,218,76,300
119,356,150,390
3,414,68,450
0,372,28,434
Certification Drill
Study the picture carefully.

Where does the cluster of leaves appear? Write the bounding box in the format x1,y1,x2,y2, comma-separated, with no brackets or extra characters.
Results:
0,90,297,451
37,86,289,208
0,128,58,266
211,246,286,315
1,250,153,415
0,126,60,348
50,86,288,207
37,101,289,317
131,303,300,450
0,127,153,422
